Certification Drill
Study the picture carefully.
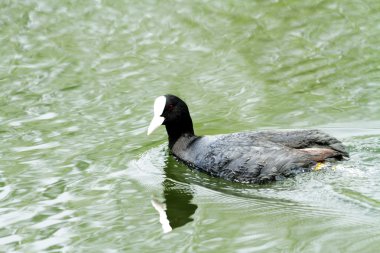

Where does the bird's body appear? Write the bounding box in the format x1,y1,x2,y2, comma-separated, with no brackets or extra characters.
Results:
172,130,347,183
147,95,349,184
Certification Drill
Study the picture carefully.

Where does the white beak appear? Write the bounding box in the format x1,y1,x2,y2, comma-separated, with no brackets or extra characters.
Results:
147,116,165,135
147,96,166,135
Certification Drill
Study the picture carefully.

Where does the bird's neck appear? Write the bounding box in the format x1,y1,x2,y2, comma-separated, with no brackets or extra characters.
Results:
165,117,195,149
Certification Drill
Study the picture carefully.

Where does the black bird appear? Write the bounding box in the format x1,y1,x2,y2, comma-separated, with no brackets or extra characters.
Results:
147,94,349,184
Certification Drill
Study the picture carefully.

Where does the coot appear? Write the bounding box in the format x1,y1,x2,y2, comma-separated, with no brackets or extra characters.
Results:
147,94,349,183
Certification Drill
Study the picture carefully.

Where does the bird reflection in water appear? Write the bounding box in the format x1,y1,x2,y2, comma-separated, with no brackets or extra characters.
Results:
151,156,197,233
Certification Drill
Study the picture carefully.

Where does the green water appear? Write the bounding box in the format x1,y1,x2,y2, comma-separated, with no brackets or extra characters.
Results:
1,0,380,252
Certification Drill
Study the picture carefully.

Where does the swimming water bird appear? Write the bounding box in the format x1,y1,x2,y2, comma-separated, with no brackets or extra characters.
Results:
147,95,349,183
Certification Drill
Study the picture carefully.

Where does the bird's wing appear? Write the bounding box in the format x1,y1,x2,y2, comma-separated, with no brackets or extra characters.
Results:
244,130,349,158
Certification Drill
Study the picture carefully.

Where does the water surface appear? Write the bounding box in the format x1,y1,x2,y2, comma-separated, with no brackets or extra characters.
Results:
1,0,380,252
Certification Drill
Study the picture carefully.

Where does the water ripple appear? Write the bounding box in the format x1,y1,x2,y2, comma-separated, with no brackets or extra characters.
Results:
1,0,380,252
12,141,60,152
0,235,22,246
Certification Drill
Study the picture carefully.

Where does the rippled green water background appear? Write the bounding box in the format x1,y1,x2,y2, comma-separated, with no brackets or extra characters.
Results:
1,0,380,252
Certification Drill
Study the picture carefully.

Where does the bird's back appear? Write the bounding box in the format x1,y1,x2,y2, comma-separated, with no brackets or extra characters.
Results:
172,130,348,183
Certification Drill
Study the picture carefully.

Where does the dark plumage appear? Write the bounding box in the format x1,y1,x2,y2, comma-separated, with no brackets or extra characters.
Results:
147,94,349,184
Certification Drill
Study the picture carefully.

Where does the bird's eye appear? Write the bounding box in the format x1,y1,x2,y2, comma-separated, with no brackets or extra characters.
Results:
167,104,174,111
